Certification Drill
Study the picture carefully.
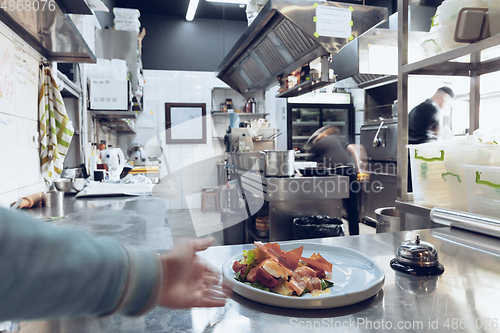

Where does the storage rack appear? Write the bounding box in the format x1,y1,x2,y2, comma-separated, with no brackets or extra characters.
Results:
396,0,500,204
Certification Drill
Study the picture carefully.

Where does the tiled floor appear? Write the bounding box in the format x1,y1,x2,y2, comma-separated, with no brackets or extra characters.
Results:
167,209,376,246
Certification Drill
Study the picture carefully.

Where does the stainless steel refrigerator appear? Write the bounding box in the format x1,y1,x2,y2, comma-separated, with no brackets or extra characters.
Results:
287,98,354,160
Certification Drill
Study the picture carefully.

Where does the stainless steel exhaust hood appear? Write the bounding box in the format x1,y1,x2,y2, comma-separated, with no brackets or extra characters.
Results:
216,0,387,97
331,7,437,89
0,2,96,63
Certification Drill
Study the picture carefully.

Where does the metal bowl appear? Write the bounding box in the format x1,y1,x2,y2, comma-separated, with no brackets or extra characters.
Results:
54,178,85,193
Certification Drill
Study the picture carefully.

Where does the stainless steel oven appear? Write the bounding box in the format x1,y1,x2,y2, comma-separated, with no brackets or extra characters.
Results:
360,118,398,226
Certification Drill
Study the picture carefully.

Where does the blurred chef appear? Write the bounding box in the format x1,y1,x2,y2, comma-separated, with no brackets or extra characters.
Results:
408,86,455,144
308,126,368,236
407,86,454,191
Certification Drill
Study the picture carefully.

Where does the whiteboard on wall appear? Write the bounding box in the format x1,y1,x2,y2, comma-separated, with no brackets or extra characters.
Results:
0,25,40,119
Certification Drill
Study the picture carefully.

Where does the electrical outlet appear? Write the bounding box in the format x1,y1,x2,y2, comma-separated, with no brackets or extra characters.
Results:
29,131,39,149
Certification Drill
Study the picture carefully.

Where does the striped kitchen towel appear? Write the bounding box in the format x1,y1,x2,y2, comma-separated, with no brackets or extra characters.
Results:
39,66,74,184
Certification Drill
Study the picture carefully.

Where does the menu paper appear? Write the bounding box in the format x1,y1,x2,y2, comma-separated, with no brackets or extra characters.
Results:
315,6,352,39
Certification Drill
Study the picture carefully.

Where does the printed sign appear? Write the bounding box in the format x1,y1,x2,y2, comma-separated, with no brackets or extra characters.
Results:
315,6,352,38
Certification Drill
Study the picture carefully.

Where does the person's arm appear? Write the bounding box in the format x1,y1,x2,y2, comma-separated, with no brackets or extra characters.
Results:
346,144,369,181
0,208,229,322
0,207,161,321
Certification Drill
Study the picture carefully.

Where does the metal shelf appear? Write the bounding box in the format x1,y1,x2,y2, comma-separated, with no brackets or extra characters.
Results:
211,112,269,117
292,121,320,126
323,121,347,126
402,34,500,76
396,0,500,205
99,120,136,134
88,110,138,119
276,78,335,98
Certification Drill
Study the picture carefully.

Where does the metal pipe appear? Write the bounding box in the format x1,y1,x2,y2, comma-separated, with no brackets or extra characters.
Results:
397,0,409,202
430,207,500,239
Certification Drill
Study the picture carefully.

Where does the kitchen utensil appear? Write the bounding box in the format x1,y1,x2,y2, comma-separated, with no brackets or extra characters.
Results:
94,170,105,182
100,148,125,182
262,150,295,177
42,191,65,208
11,192,44,209
235,152,264,171
390,235,445,275
54,178,86,193
299,167,334,177
266,131,281,141
127,143,147,166
222,242,385,309
374,207,402,233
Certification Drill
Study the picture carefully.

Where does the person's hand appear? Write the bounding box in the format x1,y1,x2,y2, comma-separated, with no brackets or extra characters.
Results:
357,172,370,182
158,237,231,309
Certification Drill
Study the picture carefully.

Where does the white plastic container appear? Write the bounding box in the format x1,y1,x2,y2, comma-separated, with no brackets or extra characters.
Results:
113,7,140,21
436,0,487,27
463,164,500,218
438,21,469,51
419,30,445,57
488,0,500,36
408,140,495,210
114,19,141,33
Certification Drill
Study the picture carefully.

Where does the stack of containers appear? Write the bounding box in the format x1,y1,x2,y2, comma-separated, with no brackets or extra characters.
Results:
113,7,141,33
462,132,500,218
408,138,496,211
427,0,488,52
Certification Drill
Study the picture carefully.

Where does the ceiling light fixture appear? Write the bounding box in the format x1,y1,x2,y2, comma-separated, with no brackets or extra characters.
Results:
186,0,200,21
206,0,247,5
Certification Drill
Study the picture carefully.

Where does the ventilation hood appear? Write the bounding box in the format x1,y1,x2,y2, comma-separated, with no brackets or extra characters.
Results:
331,6,437,89
216,0,387,97
0,0,96,63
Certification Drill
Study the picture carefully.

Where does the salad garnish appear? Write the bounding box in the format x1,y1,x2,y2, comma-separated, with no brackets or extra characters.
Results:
232,242,334,297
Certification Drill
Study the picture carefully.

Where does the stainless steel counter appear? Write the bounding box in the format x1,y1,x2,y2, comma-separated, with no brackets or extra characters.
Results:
14,197,500,333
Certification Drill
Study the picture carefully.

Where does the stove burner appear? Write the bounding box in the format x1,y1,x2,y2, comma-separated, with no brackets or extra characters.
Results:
390,258,444,276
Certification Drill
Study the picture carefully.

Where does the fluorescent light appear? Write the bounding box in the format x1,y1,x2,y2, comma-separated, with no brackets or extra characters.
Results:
206,0,247,4
186,0,200,21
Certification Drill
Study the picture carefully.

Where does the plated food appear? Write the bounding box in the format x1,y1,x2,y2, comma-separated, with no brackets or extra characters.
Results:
232,241,334,297
223,242,385,309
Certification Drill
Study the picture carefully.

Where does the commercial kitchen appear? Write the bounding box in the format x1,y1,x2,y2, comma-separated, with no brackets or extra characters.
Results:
1,0,500,332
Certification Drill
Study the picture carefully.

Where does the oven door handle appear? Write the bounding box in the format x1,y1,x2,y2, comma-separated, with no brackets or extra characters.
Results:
372,121,385,147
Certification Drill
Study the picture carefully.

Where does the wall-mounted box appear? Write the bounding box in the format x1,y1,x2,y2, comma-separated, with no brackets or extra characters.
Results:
89,79,129,110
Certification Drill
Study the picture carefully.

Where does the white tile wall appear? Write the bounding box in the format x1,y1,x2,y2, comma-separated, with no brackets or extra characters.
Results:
137,70,280,211
0,21,48,208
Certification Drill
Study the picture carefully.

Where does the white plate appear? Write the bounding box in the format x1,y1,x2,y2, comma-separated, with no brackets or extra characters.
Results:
222,242,385,309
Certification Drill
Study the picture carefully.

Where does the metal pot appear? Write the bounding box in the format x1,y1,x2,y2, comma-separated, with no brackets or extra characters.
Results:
262,150,295,177
374,207,402,233
236,152,264,171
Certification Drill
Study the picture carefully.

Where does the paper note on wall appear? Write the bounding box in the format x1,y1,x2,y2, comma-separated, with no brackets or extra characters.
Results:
316,6,352,38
